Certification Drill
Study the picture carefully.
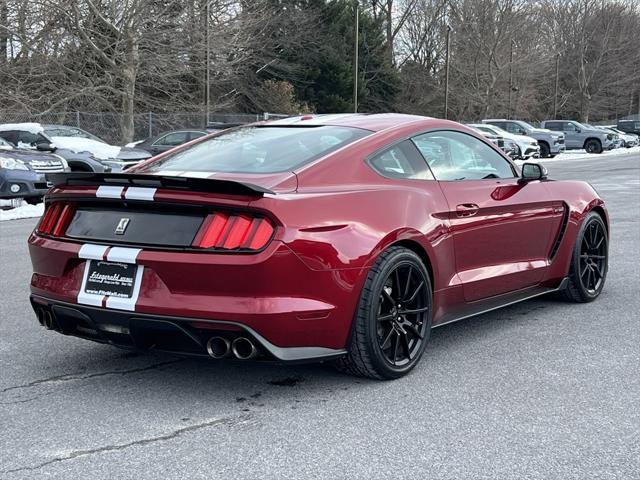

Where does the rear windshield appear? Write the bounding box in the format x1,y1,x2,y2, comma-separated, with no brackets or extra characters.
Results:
139,125,371,174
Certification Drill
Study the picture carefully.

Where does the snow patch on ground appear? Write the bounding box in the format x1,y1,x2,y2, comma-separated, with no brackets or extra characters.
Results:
0,200,44,221
125,140,144,148
50,136,121,160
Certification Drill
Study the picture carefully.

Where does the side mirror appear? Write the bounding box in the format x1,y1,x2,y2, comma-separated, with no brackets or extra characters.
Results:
519,162,548,184
36,142,56,152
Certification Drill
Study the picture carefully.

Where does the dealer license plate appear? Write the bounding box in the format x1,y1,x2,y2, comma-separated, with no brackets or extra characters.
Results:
84,260,138,298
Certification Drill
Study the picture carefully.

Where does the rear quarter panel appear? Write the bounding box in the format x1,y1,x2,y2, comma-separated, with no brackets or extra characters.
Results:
253,183,454,287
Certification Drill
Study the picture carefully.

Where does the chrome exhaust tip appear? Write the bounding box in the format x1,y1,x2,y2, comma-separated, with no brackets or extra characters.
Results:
231,337,258,360
36,308,46,326
43,310,54,330
206,336,231,359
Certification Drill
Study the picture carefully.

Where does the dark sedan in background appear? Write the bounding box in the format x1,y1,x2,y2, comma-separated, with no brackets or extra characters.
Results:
131,123,243,156
132,130,209,156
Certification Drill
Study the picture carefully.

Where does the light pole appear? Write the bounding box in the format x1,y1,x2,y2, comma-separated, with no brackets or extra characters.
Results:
444,24,452,119
353,1,359,113
553,53,560,118
508,40,514,119
205,0,211,126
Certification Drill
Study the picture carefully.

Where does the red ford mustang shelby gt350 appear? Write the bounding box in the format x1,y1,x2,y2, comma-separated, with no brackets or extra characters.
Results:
28,114,609,379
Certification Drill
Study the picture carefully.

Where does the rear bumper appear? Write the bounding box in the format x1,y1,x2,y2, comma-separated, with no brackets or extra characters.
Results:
30,295,346,362
29,235,366,352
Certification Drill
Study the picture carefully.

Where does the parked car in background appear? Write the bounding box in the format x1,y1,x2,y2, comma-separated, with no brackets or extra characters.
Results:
586,126,623,149
132,130,208,156
468,128,519,158
0,137,69,207
617,119,640,136
482,119,565,158
468,127,504,149
0,123,152,172
468,123,540,159
603,126,639,147
127,123,243,155
540,120,615,154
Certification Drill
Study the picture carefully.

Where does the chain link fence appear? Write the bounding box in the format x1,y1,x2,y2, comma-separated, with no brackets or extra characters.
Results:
0,111,290,145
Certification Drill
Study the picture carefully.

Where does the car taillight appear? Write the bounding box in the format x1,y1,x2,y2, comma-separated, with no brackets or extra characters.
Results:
192,213,275,251
38,202,75,236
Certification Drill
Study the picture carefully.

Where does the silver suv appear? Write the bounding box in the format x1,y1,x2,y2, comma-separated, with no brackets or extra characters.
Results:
540,120,615,154
482,119,565,158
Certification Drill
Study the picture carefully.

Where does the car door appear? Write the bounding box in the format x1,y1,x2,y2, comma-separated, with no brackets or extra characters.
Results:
556,122,581,148
504,122,526,136
412,130,563,302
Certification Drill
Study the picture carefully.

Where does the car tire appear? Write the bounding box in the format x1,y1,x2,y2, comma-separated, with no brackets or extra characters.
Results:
514,145,522,159
333,246,433,380
539,142,551,158
584,139,602,154
560,212,608,303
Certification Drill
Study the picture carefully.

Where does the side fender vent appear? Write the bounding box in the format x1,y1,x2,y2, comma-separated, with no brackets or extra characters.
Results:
549,203,569,261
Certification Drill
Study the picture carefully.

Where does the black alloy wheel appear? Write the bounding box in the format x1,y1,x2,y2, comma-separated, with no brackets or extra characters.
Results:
561,212,608,302
376,264,430,367
334,246,432,379
578,218,607,294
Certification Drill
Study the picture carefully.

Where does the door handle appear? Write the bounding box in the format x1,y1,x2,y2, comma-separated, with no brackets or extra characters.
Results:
456,203,480,217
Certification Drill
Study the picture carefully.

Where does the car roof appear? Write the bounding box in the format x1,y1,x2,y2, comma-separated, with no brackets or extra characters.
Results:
266,113,435,132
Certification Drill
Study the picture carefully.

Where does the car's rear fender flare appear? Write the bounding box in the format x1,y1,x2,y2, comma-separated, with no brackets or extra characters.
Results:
364,228,438,292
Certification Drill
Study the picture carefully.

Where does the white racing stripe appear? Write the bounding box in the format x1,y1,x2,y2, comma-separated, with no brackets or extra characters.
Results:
124,187,156,201
106,247,141,264
78,244,109,260
105,266,145,311
77,260,105,307
96,186,124,198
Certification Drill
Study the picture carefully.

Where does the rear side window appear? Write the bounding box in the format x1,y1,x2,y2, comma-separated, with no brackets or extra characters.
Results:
17,131,50,147
140,126,371,173
369,140,434,180
412,131,515,181
0,131,18,145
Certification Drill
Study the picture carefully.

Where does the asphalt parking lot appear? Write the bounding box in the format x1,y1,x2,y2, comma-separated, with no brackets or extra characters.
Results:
1,152,639,479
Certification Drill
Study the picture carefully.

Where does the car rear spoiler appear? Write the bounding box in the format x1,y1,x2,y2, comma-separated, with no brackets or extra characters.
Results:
46,172,275,197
